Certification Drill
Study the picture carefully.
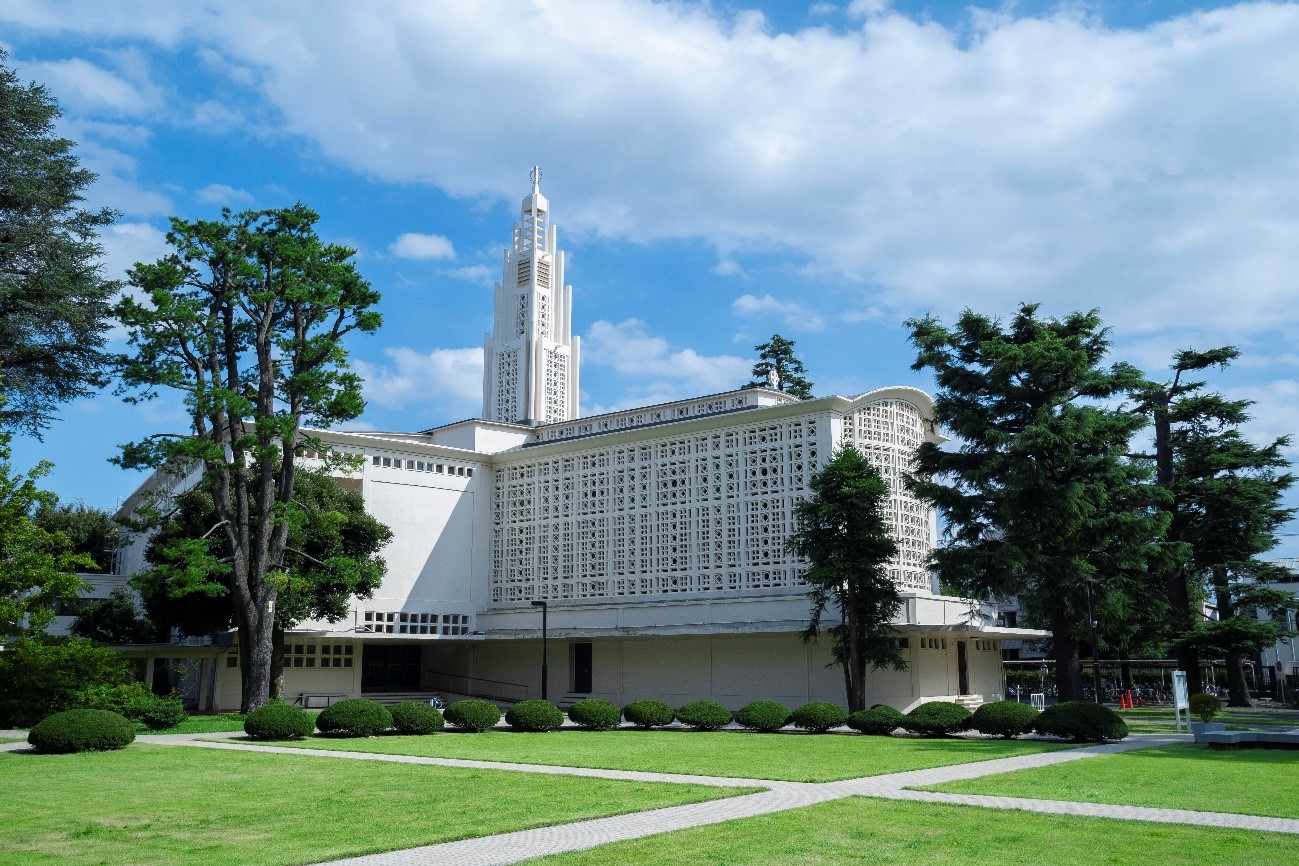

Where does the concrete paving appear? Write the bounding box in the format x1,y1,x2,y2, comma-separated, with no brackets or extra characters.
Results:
8,729,1298,865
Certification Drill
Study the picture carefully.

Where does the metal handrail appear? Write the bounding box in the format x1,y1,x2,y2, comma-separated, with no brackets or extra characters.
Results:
425,669,531,703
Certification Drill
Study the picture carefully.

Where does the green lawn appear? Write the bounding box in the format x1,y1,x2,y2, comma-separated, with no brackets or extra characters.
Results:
138,712,259,735
264,729,1075,782
922,744,1299,818
524,797,1299,866
0,744,747,866
1117,706,1299,734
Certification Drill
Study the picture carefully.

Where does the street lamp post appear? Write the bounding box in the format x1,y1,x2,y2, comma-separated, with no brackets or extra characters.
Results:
1084,576,1103,704
530,600,548,700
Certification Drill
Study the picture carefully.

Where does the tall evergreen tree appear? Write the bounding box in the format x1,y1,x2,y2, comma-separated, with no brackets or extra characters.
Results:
749,334,814,399
1132,348,1294,699
787,444,903,711
114,205,381,711
0,50,118,435
907,304,1165,701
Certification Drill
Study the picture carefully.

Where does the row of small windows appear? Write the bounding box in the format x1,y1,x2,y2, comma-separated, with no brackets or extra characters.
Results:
372,455,474,477
226,643,353,668
364,610,471,636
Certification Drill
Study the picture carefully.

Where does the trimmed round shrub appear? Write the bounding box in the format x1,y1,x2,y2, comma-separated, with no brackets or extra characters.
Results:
1189,693,1222,723
622,700,675,729
966,701,1039,739
847,704,905,735
244,701,314,740
135,695,188,730
505,699,564,732
316,698,393,737
389,701,445,735
568,698,622,730
28,709,135,754
675,700,733,731
734,700,790,732
443,699,502,732
1034,701,1128,742
790,702,848,733
901,701,972,736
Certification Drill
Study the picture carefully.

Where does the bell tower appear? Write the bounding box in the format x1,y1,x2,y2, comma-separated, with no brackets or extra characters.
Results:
482,167,580,425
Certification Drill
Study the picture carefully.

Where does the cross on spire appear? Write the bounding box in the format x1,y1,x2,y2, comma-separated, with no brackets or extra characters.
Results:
531,165,542,193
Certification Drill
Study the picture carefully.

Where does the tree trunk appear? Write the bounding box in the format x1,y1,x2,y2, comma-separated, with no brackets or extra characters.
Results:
1051,607,1086,701
271,626,286,702
237,588,276,713
1224,654,1251,707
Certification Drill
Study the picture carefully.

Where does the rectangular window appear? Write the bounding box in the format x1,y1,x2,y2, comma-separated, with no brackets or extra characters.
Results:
372,456,380,466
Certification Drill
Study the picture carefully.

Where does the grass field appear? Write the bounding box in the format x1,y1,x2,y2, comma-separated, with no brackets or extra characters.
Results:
523,796,1299,866
263,729,1075,782
922,743,1299,818
1116,706,1299,733
0,744,747,866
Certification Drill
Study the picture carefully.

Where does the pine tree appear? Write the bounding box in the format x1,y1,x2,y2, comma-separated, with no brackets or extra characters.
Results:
749,334,814,399
114,205,381,711
0,50,118,435
907,304,1165,701
787,444,903,711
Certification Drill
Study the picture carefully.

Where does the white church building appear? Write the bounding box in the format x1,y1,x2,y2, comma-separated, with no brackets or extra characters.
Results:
102,173,1037,713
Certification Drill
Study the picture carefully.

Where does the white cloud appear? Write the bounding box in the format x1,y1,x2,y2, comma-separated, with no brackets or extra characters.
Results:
583,319,751,398
8,1,1299,344
810,3,838,16
390,233,456,261
446,265,492,282
732,293,826,331
98,221,168,281
1229,379,1299,459
355,347,483,413
195,183,255,207
22,57,153,115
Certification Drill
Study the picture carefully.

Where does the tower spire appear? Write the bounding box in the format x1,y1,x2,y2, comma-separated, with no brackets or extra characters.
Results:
482,171,580,426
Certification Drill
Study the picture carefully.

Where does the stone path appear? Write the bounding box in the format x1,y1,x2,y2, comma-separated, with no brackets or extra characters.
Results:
7,730,1298,865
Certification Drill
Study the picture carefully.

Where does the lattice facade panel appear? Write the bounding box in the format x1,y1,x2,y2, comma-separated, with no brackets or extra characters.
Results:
840,399,933,591
492,417,820,603
494,349,519,422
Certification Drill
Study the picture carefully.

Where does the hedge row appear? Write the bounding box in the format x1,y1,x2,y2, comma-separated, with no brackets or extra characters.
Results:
30,697,1126,750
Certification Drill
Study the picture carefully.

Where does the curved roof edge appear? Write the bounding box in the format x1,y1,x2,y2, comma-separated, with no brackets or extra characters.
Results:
827,385,945,445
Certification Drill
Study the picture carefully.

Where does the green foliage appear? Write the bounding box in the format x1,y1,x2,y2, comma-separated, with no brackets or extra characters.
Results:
622,700,675,729
1034,700,1129,742
966,701,1039,739
316,698,392,737
28,708,135,754
847,704,905,735
32,501,122,574
907,305,1162,701
443,699,502,732
388,701,444,735
568,698,622,730
78,682,187,730
0,419,92,638
505,699,565,732
243,701,314,740
734,700,791,732
134,469,391,661
71,587,157,644
901,701,973,737
787,444,903,711
789,702,848,733
113,204,382,712
1189,693,1222,723
0,51,118,435
0,636,128,727
748,333,814,399
675,700,733,731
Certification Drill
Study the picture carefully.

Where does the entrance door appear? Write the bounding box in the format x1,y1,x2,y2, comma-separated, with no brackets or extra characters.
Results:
956,640,970,695
571,642,593,694
362,645,422,691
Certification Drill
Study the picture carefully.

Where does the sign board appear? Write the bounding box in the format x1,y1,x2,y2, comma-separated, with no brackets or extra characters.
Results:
1172,670,1190,733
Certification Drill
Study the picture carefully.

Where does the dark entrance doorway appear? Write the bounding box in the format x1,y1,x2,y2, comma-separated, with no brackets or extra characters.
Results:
362,644,421,691
956,640,970,695
571,642,593,694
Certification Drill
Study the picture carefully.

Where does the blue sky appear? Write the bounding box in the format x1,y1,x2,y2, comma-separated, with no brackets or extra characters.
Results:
3,0,1298,556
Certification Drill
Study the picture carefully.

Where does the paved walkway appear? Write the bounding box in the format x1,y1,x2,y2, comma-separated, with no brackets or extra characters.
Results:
7,730,1298,864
